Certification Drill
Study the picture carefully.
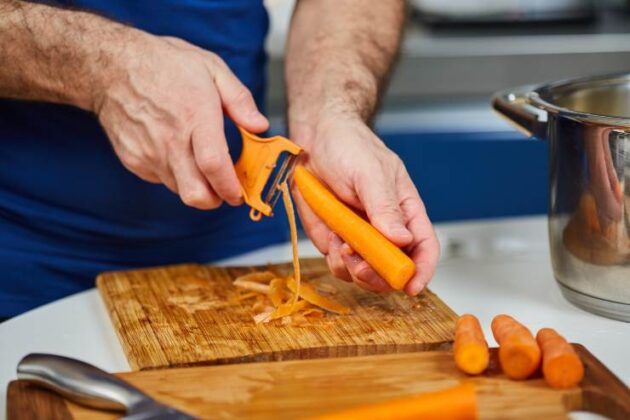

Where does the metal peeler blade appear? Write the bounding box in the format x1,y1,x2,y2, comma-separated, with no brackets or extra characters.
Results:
235,127,302,221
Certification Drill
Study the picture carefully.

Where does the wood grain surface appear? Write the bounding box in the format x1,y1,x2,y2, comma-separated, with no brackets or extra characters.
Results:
8,346,630,420
96,258,458,371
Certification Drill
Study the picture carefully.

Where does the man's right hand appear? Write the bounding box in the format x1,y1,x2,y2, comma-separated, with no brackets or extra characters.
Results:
95,34,268,209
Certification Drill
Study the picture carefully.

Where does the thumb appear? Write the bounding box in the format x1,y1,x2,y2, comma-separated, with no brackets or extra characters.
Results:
212,60,269,133
356,177,413,247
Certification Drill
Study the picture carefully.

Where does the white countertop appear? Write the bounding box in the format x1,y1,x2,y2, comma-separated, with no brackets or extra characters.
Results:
1,215,628,419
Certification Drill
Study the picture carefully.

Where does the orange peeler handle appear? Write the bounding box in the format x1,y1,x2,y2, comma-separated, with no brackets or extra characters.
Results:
235,127,302,221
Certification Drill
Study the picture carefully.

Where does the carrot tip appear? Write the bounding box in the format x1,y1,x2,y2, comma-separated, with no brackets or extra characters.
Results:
455,344,489,375
543,354,584,389
499,344,541,380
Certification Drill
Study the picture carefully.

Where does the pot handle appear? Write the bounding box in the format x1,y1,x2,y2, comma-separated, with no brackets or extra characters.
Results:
492,85,548,139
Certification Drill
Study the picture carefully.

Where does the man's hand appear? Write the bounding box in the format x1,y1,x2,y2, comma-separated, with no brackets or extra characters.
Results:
291,115,440,296
96,35,268,209
0,1,267,209
285,0,438,293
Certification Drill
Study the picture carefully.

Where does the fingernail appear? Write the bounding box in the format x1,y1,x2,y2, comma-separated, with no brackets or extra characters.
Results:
409,282,424,297
341,243,354,256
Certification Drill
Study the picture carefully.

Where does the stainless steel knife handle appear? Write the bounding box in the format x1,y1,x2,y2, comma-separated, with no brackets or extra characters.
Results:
17,353,150,412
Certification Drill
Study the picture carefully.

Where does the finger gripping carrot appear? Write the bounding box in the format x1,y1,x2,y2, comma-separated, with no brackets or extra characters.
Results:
454,314,489,375
293,166,415,290
316,383,478,420
536,328,584,389
491,314,541,380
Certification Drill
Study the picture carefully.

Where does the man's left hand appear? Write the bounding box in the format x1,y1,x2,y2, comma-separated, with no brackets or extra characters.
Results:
291,114,440,296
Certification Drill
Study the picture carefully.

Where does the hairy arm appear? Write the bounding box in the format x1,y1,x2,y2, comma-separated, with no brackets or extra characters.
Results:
286,0,405,134
0,0,268,210
0,0,134,110
286,1,440,295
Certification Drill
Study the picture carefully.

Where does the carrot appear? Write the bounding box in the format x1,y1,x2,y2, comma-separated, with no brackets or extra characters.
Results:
536,328,584,389
316,383,477,420
454,314,489,375
491,314,541,380
293,166,415,290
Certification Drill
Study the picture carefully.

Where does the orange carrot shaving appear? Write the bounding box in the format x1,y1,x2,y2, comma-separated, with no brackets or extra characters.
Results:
287,277,350,314
281,316,295,326
269,277,287,307
293,166,415,290
315,282,338,295
536,328,584,389
491,314,541,380
315,383,477,420
234,291,258,302
233,279,270,294
234,271,349,324
253,308,274,324
265,299,309,322
233,180,351,325
234,271,275,284
280,181,301,309
454,314,489,375
302,308,325,318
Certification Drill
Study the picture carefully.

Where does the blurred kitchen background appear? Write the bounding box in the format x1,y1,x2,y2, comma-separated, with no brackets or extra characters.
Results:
264,0,630,223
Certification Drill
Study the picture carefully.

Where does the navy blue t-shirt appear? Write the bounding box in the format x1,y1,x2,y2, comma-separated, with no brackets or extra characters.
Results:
0,1,287,317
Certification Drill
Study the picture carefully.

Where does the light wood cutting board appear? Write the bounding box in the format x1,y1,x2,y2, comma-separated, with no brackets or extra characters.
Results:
7,347,630,419
96,258,458,370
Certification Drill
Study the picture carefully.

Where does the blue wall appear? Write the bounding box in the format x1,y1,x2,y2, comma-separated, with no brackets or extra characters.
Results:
379,130,548,222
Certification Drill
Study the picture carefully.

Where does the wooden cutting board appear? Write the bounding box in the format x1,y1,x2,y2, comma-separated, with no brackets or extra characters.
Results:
96,258,458,370
7,346,630,419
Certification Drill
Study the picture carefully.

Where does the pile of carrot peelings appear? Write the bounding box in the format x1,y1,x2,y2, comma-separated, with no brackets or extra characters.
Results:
232,181,350,325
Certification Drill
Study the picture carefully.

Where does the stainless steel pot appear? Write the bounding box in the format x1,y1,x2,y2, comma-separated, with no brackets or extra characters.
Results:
493,73,630,322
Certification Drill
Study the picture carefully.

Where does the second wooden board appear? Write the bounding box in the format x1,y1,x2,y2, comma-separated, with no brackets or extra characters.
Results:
97,258,458,370
7,346,630,419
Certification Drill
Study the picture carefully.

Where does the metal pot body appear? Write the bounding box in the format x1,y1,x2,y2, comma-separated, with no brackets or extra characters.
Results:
493,73,630,321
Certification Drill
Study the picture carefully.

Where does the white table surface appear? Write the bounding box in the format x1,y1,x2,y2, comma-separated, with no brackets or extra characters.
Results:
1,215,628,419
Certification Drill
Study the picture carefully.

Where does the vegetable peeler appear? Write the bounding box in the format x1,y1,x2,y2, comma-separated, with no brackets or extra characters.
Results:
235,127,302,221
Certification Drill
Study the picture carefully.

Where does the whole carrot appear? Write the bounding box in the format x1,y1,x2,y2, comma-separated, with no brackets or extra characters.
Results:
491,314,541,380
536,328,584,389
293,166,415,290
454,314,489,375
316,383,477,420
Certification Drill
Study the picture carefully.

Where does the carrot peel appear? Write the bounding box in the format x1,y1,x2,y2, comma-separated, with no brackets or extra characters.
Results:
287,277,349,314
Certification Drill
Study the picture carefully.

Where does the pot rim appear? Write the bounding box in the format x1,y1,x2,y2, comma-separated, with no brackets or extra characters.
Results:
527,71,630,129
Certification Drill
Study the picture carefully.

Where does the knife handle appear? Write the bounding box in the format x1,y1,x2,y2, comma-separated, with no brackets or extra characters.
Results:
17,353,149,412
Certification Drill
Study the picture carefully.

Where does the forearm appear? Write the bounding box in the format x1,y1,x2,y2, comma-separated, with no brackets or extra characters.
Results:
0,0,136,111
285,0,405,140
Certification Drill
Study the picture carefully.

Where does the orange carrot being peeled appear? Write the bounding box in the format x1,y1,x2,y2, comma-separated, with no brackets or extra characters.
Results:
491,314,541,380
292,165,415,290
536,328,584,389
454,314,489,375
315,383,477,420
